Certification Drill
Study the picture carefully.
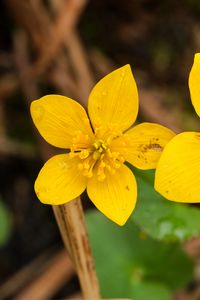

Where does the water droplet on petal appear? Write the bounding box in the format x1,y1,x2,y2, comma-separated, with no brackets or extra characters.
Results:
102,91,107,96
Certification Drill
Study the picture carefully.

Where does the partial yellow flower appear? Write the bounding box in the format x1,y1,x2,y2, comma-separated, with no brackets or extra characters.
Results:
155,53,200,202
31,65,174,225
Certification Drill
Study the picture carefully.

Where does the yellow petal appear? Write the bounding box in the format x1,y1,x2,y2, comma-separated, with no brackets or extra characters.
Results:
155,132,200,202
35,154,87,205
111,122,175,170
189,53,200,117
87,164,137,226
31,95,94,149
88,65,138,133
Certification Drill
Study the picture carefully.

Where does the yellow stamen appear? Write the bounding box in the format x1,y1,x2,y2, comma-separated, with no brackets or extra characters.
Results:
70,128,125,181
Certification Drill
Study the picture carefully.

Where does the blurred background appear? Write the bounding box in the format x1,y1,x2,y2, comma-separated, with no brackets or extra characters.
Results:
1,0,200,299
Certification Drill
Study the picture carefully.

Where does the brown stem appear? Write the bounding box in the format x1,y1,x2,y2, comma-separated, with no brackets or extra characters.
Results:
53,198,101,300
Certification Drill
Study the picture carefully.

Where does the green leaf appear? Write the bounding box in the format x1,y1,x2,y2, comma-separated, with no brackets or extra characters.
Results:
0,198,12,246
130,282,171,300
132,168,200,242
86,211,194,300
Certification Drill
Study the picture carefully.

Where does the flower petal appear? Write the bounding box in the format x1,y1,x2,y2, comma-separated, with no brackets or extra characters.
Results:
87,164,137,226
88,65,138,133
35,154,87,205
111,122,175,170
155,132,200,202
189,53,200,118
31,95,94,149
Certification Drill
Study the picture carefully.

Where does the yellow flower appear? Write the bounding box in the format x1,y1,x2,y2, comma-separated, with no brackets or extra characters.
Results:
31,65,174,225
155,53,200,203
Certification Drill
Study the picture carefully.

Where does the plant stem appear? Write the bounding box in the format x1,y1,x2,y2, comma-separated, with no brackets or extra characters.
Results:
53,197,101,300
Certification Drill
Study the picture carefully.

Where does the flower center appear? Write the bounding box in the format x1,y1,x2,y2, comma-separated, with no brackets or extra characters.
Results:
93,139,107,160
70,131,125,181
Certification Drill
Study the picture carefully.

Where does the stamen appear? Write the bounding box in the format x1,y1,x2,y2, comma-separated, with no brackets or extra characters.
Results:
70,127,126,181
79,150,90,159
97,160,106,181
93,150,101,160
83,159,97,178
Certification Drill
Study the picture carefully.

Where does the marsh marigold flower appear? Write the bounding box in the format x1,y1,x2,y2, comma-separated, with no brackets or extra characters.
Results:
31,65,174,225
155,53,200,202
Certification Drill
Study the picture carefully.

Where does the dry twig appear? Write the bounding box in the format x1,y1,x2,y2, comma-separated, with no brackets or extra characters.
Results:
0,249,58,299
14,250,74,300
